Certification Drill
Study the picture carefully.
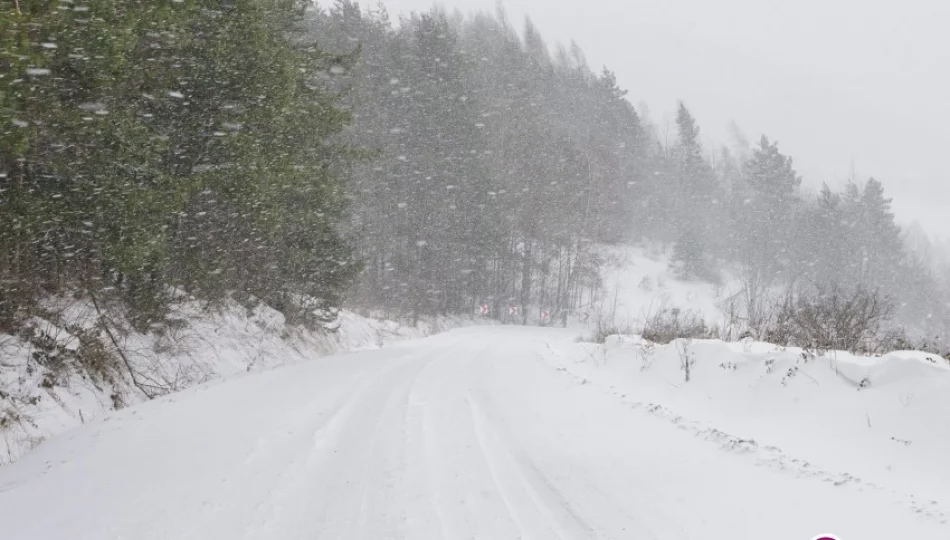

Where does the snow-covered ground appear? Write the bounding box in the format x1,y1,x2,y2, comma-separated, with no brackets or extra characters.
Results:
0,243,753,466
2,245,948,538
1,325,948,539
563,334,950,518
0,297,474,465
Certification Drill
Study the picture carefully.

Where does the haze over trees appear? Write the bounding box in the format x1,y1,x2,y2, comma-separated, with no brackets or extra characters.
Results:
2,0,948,349
308,1,948,343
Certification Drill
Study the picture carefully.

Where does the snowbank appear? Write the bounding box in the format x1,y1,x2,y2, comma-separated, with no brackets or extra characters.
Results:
547,334,950,514
0,297,477,465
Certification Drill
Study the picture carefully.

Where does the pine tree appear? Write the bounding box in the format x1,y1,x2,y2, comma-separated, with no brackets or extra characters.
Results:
734,135,801,280
668,103,717,278
856,178,903,289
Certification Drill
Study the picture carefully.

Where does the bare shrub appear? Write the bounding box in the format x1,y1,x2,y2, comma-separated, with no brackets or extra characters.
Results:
642,307,708,344
636,340,657,371
773,284,894,353
915,334,950,358
715,292,745,341
758,293,796,346
876,327,916,354
677,339,695,382
589,317,633,344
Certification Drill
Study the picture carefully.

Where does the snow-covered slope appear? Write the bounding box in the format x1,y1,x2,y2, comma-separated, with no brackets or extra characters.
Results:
0,297,473,465
1,326,947,539
563,335,950,518
591,243,731,329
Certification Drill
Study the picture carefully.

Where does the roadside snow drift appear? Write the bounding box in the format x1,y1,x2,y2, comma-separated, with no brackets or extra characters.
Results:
1,326,948,539
0,297,466,465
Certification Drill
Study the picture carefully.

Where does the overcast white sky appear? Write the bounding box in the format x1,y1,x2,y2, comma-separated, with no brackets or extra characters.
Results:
374,0,949,237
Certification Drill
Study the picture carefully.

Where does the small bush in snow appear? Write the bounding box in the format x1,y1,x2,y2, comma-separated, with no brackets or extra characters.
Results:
780,365,799,386
913,334,950,358
642,307,708,345
771,284,894,353
637,341,657,371
678,339,695,382
589,319,633,344
877,327,916,353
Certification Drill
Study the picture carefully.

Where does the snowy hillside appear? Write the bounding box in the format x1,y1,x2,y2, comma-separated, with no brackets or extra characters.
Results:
1,326,948,539
589,243,731,329
0,296,475,465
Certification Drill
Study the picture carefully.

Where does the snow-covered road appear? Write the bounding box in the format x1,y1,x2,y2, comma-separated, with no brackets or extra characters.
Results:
0,326,945,539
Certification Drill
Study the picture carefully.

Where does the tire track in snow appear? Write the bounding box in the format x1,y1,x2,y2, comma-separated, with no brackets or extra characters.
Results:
417,343,520,539
466,391,599,540
408,353,453,540
243,351,431,539
240,376,379,538
227,363,396,538
325,353,439,540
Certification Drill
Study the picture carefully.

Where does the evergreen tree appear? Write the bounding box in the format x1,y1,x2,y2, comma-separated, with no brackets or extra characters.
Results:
734,135,801,281
669,103,717,279
0,0,359,328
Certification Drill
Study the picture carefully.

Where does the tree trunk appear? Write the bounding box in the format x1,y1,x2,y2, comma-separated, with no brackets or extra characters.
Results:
521,238,532,325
